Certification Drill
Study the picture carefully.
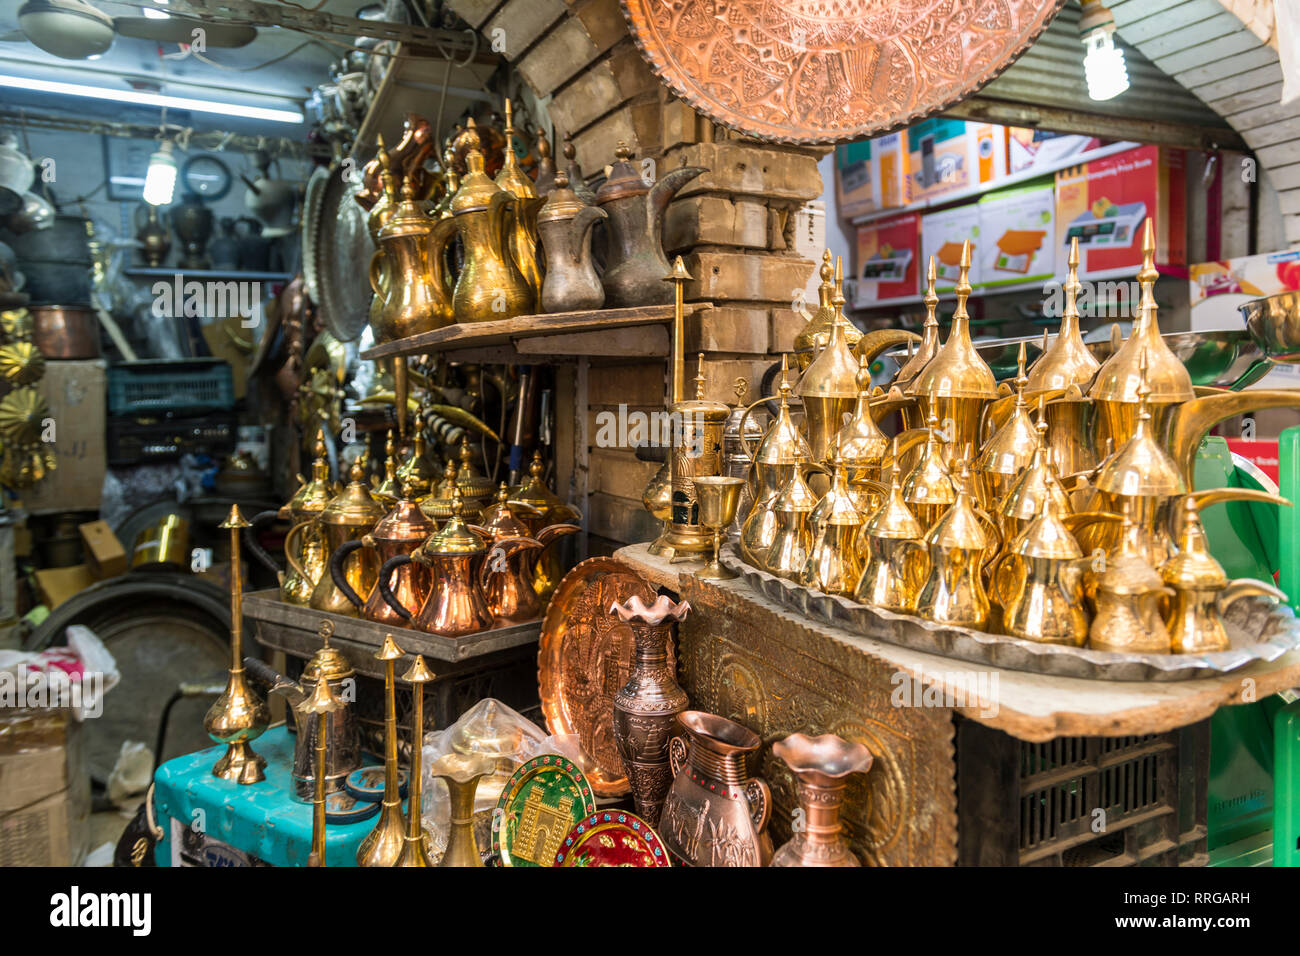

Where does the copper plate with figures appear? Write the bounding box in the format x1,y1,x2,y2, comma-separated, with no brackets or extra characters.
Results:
492,754,598,867
620,0,1067,144
538,557,665,797
554,811,671,867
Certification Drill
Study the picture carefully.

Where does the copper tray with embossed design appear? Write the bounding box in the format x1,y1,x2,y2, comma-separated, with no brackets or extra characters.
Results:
538,557,665,797
621,0,1067,144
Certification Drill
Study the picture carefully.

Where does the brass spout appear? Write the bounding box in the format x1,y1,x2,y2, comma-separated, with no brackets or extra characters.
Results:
1163,389,1300,490
855,328,921,366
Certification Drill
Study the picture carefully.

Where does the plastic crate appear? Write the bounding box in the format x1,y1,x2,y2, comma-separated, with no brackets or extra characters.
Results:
107,359,235,417
957,717,1210,867
106,411,238,466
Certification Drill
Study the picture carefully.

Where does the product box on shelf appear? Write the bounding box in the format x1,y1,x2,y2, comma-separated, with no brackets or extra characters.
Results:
1007,129,1130,175
835,132,909,218
20,360,107,515
854,213,920,307
907,118,1006,203
1054,144,1186,279
978,182,1056,289
921,204,982,291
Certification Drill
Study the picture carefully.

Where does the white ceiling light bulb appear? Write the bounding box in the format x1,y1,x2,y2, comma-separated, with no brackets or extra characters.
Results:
142,0,171,20
1079,0,1130,102
143,141,177,206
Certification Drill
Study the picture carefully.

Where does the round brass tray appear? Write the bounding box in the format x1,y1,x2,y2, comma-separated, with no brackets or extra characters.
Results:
721,544,1300,682
537,557,659,796
621,0,1067,144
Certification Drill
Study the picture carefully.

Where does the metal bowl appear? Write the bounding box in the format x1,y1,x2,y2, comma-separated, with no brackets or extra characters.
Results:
1239,290,1300,363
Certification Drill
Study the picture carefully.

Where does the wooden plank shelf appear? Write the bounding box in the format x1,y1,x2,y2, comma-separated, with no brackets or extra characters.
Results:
360,303,710,363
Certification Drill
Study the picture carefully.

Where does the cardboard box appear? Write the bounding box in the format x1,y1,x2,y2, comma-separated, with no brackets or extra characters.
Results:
79,520,127,579
20,360,107,515
1054,145,1186,279
34,564,95,610
0,709,88,866
921,204,983,291
907,119,1006,203
854,213,920,307
978,182,1056,288
1007,129,1127,175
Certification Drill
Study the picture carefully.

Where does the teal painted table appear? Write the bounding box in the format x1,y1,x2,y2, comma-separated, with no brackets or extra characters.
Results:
153,725,390,867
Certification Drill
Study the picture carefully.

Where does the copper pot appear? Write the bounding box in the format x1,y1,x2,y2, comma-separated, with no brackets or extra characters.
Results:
30,305,99,359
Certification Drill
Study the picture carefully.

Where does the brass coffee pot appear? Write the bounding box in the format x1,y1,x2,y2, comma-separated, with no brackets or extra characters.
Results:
447,120,535,322
764,465,819,580
294,456,386,616
329,484,436,625
477,485,579,624
510,449,582,601
834,355,890,516
370,153,456,341
371,429,401,507
380,489,495,637
795,273,860,469
917,461,998,630
537,170,606,312
1160,496,1288,653
891,257,941,410
802,458,863,597
1089,507,1174,653
975,342,1038,509
995,499,1090,646
494,100,544,302
739,357,811,565
854,457,927,613
274,432,335,605
793,252,862,371
905,241,997,466
594,142,705,307
996,404,1072,553
902,410,955,533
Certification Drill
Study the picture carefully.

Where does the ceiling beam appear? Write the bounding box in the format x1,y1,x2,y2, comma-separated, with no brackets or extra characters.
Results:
943,94,1250,153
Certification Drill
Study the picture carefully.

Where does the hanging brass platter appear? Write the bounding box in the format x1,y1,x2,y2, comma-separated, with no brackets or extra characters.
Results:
537,558,662,797
313,162,374,342
620,0,1067,144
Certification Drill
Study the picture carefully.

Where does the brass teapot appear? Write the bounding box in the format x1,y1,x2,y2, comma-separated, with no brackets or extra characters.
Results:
802,458,863,597
994,499,1090,646
854,458,927,613
793,252,862,371
917,461,998,630
494,100,544,302
250,431,335,605
537,171,606,313
594,142,705,307
739,357,811,565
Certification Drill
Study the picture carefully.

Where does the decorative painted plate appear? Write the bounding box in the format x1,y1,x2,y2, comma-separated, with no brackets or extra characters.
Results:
344,766,408,803
538,557,660,797
554,811,671,867
621,0,1067,144
492,754,598,867
323,789,380,825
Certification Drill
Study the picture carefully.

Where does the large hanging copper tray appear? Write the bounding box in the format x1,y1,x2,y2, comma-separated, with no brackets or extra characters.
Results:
313,162,374,343
621,0,1067,144
538,557,662,797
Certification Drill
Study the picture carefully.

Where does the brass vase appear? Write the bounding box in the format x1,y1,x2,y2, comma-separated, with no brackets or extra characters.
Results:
430,752,495,867
611,594,691,826
771,732,872,867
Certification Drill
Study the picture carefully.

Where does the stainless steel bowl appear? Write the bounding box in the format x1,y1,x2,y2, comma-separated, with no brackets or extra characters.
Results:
1239,290,1300,363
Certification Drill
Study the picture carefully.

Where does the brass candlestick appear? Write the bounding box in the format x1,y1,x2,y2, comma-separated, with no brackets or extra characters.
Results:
297,671,343,867
429,752,495,867
357,634,408,867
394,654,435,867
693,476,745,579
204,505,270,784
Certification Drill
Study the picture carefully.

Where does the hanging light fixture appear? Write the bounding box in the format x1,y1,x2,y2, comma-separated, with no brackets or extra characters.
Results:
1079,0,1130,101
143,140,177,206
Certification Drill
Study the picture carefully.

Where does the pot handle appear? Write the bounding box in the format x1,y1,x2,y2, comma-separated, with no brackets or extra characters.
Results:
377,553,415,621
744,777,771,835
368,249,387,297
283,520,313,580
737,396,774,465
244,510,283,576
329,538,369,609
668,735,688,778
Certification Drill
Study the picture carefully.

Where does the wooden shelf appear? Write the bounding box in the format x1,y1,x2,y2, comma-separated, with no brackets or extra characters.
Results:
360,303,710,363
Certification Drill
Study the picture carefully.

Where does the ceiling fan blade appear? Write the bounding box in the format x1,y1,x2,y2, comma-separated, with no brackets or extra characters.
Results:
112,15,256,49
0,31,27,42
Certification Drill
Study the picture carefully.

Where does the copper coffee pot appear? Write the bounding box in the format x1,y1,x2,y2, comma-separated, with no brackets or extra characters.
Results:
291,456,387,617
593,142,704,307
478,496,579,626
854,455,928,613
379,488,495,637
329,482,436,624
1160,496,1289,653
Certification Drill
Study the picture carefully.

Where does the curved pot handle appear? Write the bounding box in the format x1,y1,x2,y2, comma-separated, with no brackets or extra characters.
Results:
744,777,771,835
329,538,369,609
668,735,688,778
377,553,415,621
283,520,313,581
244,510,283,576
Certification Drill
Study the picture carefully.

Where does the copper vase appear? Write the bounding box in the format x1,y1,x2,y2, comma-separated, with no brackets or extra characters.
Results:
771,733,872,867
611,594,690,826
660,711,772,867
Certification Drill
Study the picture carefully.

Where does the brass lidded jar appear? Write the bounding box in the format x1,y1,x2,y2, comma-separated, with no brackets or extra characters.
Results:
795,272,860,467
1089,507,1173,654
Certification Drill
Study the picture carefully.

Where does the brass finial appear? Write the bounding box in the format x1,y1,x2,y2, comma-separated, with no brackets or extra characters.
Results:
1014,341,1028,402
694,352,706,401
317,618,334,648
954,240,972,317
220,504,250,530
614,141,633,162
402,654,435,684
375,633,404,661
778,353,791,400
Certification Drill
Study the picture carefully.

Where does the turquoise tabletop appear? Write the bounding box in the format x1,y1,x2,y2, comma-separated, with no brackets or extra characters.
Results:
153,725,393,867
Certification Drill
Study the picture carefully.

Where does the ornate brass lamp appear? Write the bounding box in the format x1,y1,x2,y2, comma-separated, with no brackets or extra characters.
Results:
203,505,271,784
358,635,409,867
394,654,436,867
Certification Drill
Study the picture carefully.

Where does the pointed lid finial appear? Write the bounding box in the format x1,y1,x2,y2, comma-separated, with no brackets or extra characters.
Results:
376,633,405,662
220,504,250,530
402,654,435,684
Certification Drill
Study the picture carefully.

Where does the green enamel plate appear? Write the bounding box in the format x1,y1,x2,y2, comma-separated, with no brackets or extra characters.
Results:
492,754,598,867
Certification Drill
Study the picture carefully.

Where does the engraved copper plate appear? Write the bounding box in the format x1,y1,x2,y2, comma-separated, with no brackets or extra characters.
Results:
621,0,1068,144
538,557,662,797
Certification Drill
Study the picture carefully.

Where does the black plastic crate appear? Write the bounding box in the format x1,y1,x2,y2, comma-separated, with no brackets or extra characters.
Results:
957,717,1210,867
106,411,239,466
108,359,235,417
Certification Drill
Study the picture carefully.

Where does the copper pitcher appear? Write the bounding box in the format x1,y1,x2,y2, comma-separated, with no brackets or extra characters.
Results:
480,522,578,626
595,142,705,307
661,711,772,867
328,492,435,624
